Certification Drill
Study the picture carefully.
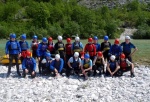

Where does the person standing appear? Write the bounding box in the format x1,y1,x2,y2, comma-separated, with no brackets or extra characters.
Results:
5,33,21,77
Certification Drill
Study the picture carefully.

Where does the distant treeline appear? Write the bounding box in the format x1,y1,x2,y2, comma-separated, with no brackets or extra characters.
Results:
0,0,150,39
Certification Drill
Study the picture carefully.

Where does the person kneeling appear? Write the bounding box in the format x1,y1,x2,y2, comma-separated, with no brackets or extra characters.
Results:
81,54,92,80
22,51,36,78
118,53,135,77
67,52,81,77
41,52,53,75
106,55,120,77
50,54,64,77
93,51,105,76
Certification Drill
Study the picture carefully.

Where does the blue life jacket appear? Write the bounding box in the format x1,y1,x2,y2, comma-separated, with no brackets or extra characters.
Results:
71,57,79,68
109,61,116,71
54,60,61,70
9,41,18,50
25,58,34,69
41,43,48,51
19,41,28,51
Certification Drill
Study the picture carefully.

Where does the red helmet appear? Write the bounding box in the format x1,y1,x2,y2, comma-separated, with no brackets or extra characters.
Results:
26,51,31,57
88,38,93,42
67,38,71,43
97,51,103,57
48,37,53,41
120,53,125,59
114,39,119,44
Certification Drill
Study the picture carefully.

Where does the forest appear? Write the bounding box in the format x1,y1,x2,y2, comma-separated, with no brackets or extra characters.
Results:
0,0,150,39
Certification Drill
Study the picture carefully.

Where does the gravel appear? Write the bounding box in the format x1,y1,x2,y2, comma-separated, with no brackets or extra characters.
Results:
0,65,150,102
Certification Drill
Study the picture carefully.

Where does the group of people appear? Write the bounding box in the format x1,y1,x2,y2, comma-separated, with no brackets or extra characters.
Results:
5,33,138,80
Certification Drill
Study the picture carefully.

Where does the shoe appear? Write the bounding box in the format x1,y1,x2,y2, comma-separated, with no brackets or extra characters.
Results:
84,76,88,80
131,73,135,78
17,72,21,76
6,72,10,78
22,73,26,78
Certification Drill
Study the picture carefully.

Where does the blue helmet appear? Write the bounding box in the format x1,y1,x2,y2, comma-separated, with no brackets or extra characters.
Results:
104,36,109,41
10,33,16,38
42,37,47,43
84,54,90,59
93,36,98,40
21,34,26,40
33,35,37,39
45,52,51,58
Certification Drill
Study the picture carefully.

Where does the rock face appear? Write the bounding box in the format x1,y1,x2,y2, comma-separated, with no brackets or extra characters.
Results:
0,65,150,102
78,0,150,9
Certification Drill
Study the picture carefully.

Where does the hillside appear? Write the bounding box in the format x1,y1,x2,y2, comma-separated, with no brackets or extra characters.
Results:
0,0,150,39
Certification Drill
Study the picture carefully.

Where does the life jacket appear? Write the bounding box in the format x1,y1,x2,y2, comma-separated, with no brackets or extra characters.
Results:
25,58,34,68
54,59,61,70
85,43,95,56
95,57,103,65
31,41,38,50
21,51,28,58
8,40,18,50
48,42,54,52
83,59,90,69
93,43,100,52
65,44,72,55
109,61,116,71
41,43,48,51
119,60,128,71
71,57,79,68
122,42,132,54
73,42,81,52
20,41,28,51
103,42,110,51
58,42,64,51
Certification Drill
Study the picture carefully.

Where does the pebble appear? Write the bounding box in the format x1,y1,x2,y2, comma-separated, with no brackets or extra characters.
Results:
0,65,150,102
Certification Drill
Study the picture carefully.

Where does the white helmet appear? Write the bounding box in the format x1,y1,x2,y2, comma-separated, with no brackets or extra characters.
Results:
55,54,60,60
125,36,130,40
74,52,79,57
58,36,63,40
75,37,80,41
110,55,116,61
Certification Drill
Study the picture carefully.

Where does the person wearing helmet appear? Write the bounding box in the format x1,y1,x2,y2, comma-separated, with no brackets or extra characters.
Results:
120,36,138,62
81,54,93,80
92,51,105,76
105,55,120,77
50,54,64,77
41,52,53,75
71,36,84,56
19,34,29,62
67,52,82,77
47,37,55,58
22,51,36,78
30,35,39,59
118,53,135,77
54,35,65,61
109,38,122,60
65,38,72,63
101,35,111,61
37,37,48,74
5,33,21,77
93,36,101,52
84,37,96,61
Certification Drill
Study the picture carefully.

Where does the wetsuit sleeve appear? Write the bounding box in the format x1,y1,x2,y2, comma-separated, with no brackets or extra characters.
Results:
71,42,74,50
100,42,104,51
5,41,9,54
80,42,84,49
50,60,55,70
37,44,41,57
54,42,58,50
22,59,26,70
17,41,21,53
130,43,136,49
59,58,64,73
32,58,36,71
109,46,112,54
98,44,101,51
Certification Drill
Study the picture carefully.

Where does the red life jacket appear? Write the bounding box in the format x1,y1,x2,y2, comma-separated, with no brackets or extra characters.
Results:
85,44,96,56
48,42,54,52
31,41,38,50
65,44,72,55
120,60,128,70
